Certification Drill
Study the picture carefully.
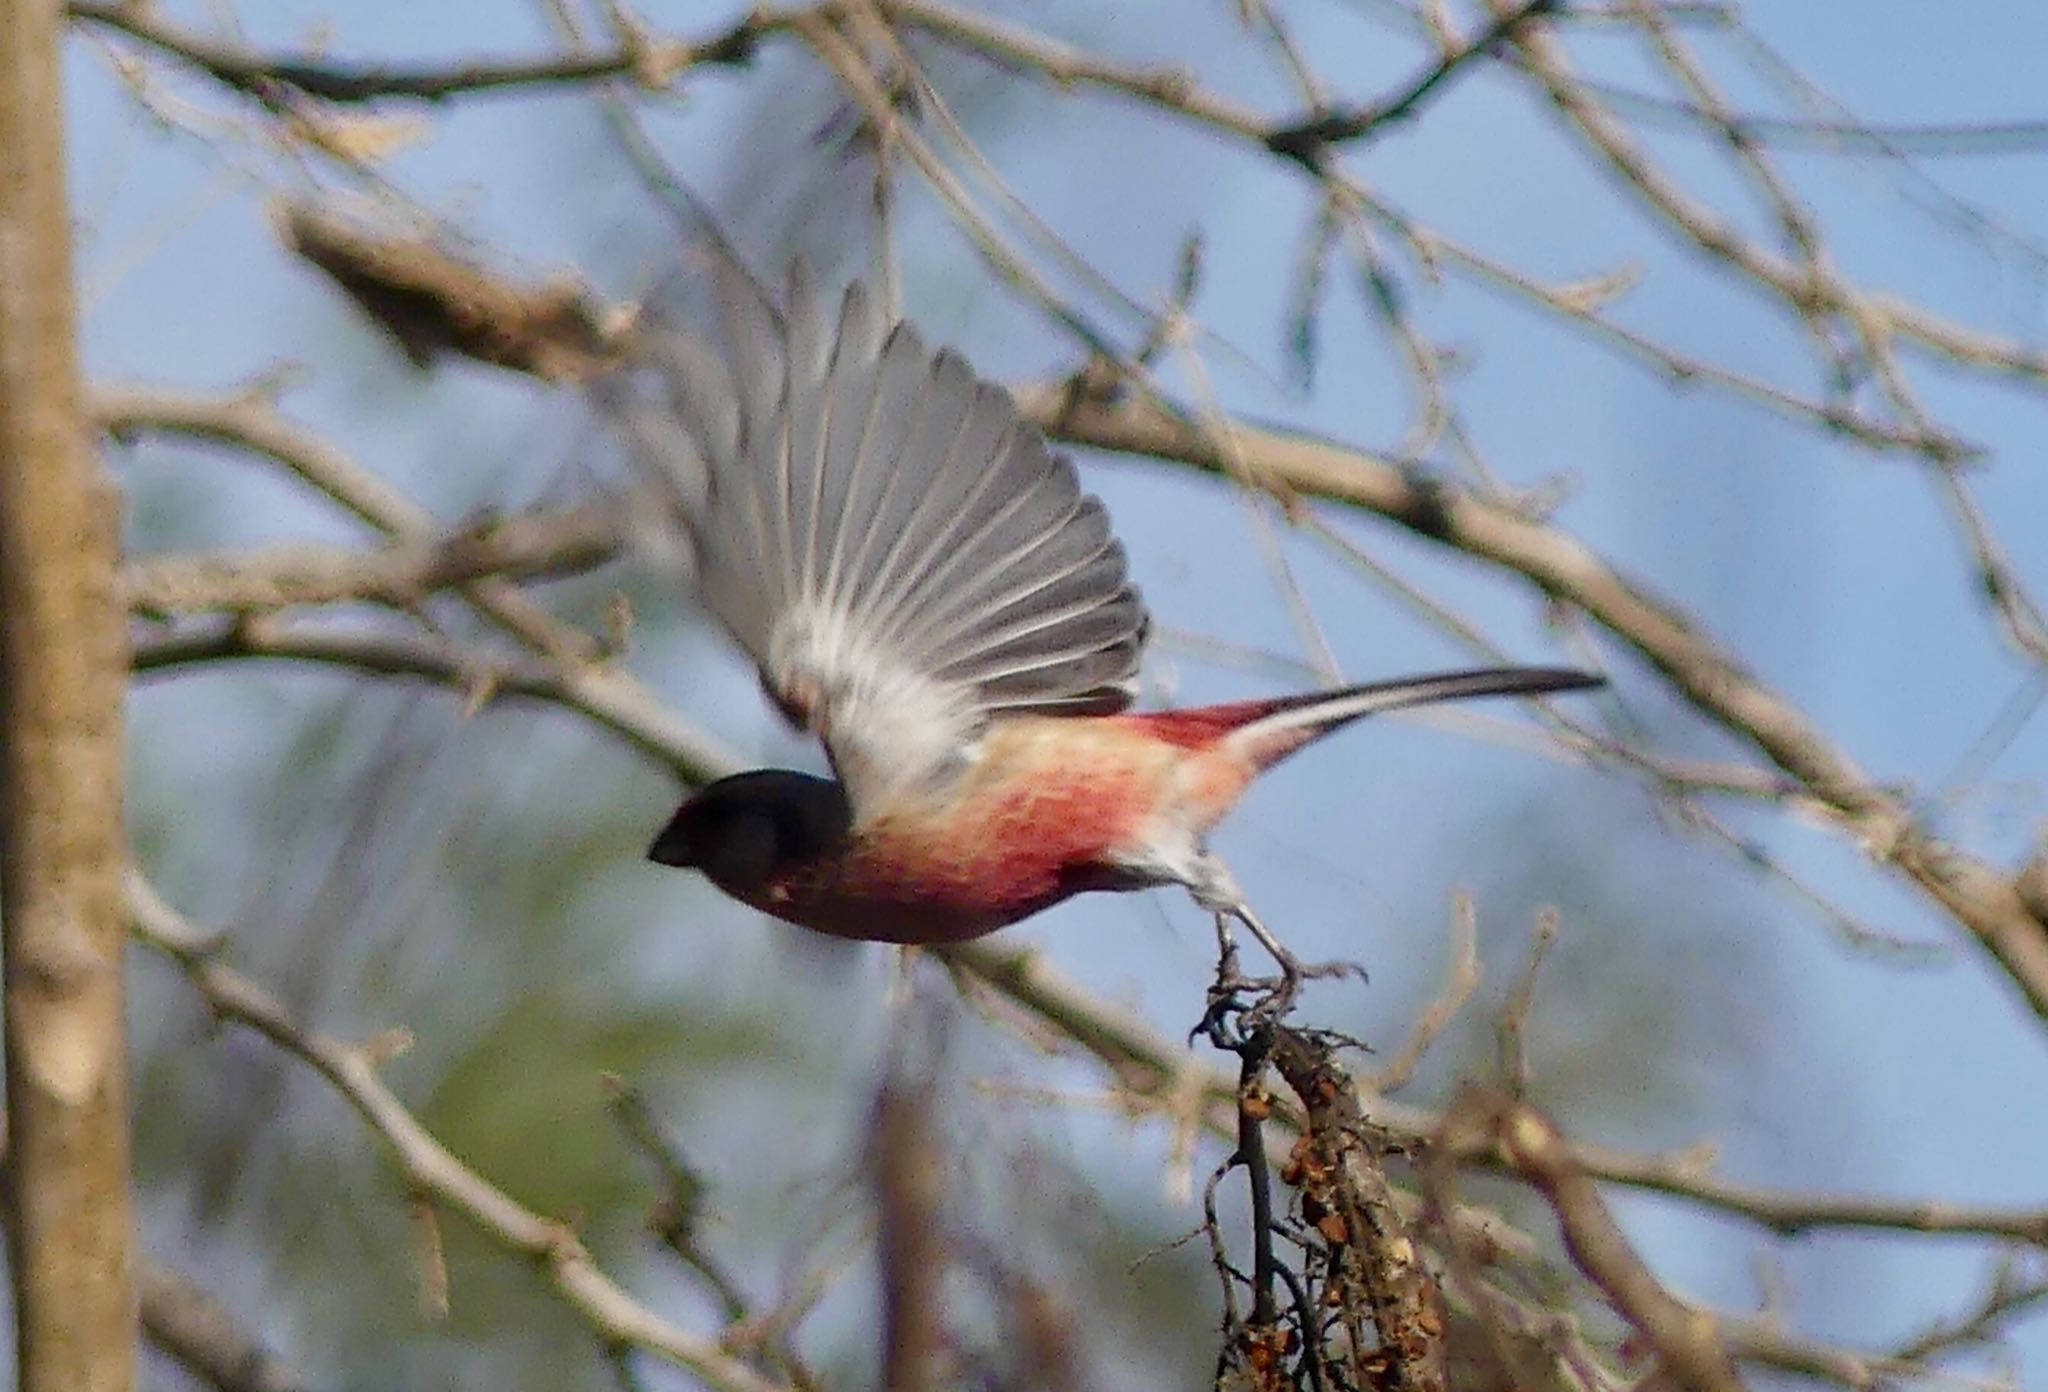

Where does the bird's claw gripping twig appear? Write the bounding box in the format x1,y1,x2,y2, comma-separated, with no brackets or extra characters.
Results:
1197,905,1364,1047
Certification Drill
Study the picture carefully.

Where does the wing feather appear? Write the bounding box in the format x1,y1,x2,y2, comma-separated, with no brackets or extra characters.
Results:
933,551,1141,674
602,254,1149,813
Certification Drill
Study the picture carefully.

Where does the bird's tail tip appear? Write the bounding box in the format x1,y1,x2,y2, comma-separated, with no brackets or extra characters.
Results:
1229,664,1604,763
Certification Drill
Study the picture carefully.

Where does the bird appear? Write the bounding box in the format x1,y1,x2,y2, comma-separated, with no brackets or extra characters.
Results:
600,250,1603,984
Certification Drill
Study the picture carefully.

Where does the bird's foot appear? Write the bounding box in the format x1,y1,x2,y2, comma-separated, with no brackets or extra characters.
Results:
1197,908,1365,1046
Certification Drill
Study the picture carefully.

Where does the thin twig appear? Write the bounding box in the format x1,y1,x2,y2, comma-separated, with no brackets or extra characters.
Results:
1369,893,1482,1094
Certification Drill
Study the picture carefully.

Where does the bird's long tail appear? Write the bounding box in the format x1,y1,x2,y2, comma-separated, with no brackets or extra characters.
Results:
1152,666,1603,771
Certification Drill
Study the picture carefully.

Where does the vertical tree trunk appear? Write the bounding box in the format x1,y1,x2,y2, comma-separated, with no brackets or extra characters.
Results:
0,2,138,1388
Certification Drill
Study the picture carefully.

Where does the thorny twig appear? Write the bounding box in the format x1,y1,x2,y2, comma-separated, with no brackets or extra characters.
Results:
1198,921,1452,1387
1271,1026,1448,1392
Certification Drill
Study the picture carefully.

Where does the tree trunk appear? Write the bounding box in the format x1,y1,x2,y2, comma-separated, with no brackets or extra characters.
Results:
0,2,138,1388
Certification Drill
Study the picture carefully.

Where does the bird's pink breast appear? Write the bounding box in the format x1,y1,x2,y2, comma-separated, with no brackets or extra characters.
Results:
736,719,1207,943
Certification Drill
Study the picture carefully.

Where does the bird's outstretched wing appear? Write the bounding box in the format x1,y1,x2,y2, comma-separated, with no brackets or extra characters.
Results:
601,256,1149,814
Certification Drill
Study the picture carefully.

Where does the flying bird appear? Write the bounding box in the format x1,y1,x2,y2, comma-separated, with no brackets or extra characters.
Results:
603,255,1602,975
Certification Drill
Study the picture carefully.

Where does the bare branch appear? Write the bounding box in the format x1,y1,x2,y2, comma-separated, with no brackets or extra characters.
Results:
278,206,616,380
69,0,781,104
874,0,1269,143
1569,73,2048,157
1367,893,1482,1094
603,1075,824,1390
125,507,622,614
138,1260,302,1392
1496,908,1558,1095
1265,0,1558,168
95,383,616,667
1892,1260,2048,1366
131,618,736,782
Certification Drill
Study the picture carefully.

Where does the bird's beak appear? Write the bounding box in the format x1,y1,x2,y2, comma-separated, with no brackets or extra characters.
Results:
646,802,699,868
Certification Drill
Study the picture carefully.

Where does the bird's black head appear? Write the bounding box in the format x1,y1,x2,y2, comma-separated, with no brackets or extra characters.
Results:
647,770,853,888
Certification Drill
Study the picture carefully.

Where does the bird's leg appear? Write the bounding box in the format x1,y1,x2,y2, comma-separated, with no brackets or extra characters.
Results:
1190,855,1364,1032
1211,911,1243,985
1198,911,1254,1048
1230,899,1365,1025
